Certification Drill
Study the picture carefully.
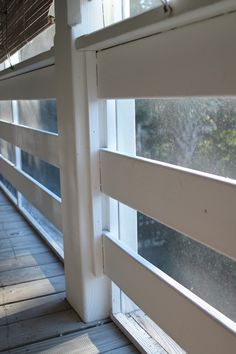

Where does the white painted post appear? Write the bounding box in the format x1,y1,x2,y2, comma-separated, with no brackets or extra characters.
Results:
4,52,22,207
54,0,110,322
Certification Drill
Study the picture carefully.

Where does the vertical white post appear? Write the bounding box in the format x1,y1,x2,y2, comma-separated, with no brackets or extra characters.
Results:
5,52,22,206
12,100,22,208
116,100,138,314
54,0,110,322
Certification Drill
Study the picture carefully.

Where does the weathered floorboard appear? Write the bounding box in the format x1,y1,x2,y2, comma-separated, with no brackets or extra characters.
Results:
0,262,64,287
4,323,135,354
0,275,66,305
0,291,69,326
0,190,138,353
0,251,58,273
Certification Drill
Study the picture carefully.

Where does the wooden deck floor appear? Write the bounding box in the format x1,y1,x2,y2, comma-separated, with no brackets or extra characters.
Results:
0,191,139,353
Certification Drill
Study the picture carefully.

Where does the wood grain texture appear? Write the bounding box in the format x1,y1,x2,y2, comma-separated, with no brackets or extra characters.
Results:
0,275,66,305
131,311,185,354
5,323,132,354
0,191,137,353
0,292,69,326
0,251,58,273
0,262,64,287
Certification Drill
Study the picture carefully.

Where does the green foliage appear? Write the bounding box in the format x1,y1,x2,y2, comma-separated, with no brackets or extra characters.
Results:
136,97,236,179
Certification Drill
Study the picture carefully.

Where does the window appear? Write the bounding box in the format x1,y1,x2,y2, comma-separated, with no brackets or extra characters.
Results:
18,99,57,133
21,150,60,197
135,98,236,179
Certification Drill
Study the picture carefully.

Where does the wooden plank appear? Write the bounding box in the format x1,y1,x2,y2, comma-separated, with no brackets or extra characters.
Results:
77,0,236,50
0,49,54,82
0,309,83,351
0,236,44,251
0,245,49,260
0,275,65,305
0,220,29,230
100,150,236,261
0,213,25,223
0,227,34,239
0,292,69,326
5,322,130,354
0,156,62,231
131,311,185,354
97,11,236,98
0,65,55,100
0,121,60,167
0,251,58,273
0,262,64,287
112,313,167,354
103,234,236,354
0,230,36,240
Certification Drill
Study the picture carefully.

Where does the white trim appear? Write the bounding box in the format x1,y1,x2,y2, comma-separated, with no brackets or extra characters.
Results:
0,155,62,231
100,149,236,261
0,120,59,167
55,0,110,323
0,49,54,81
76,0,236,51
85,51,104,276
0,65,55,100
97,11,236,98
103,233,236,354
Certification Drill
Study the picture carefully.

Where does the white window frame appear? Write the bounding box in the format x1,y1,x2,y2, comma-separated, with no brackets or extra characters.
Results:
80,1,236,352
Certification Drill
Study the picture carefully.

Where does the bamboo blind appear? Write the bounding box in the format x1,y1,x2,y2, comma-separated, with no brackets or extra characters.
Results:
0,0,53,63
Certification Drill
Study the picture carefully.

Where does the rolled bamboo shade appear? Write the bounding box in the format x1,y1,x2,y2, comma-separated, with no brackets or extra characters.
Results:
0,0,53,63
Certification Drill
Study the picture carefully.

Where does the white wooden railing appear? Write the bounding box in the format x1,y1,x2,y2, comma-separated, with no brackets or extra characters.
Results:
0,1,235,353
0,49,62,236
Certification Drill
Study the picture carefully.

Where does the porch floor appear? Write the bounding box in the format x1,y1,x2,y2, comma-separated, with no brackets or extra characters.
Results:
0,190,138,353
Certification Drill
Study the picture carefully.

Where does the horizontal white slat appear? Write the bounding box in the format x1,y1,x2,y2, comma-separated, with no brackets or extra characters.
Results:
0,156,62,231
0,121,59,167
103,233,236,354
0,49,54,81
77,0,236,51
100,149,236,261
0,65,55,100
97,11,236,98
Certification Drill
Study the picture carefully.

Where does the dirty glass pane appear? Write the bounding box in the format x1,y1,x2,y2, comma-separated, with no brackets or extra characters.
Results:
136,98,236,179
18,100,57,133
137,211,236,321
134,97,236,321
0,139,15,164
0,175,17,198
0,101,13,122
21,195,63,248
21,150,61,197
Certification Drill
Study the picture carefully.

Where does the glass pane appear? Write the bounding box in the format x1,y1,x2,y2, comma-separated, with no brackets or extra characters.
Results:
21,195,63,248
130,0,162,16
0,175,17,198
0,101,13,122
0,139,15,163
21,150,61,197
138,212,236,321
18,100,57,133
136,98,236,180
